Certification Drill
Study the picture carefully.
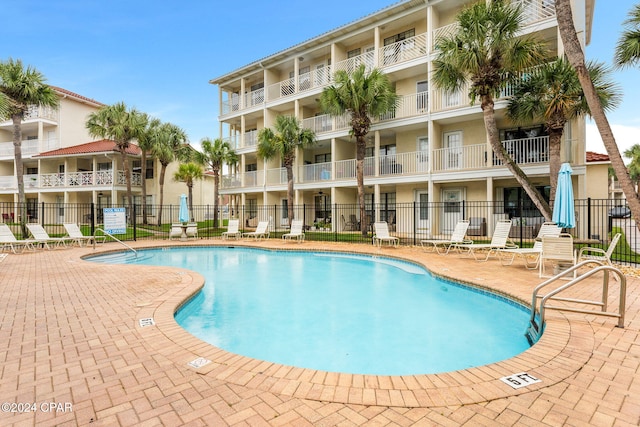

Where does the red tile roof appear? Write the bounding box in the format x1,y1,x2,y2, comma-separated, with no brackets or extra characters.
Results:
586,151,610,162
36,140,141,157
50,86,104,106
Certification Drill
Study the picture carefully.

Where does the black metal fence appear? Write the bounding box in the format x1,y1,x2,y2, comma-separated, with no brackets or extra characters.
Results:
1,199,637,265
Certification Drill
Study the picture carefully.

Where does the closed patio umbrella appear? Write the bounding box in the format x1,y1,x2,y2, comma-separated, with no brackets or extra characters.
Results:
179,194,189,223
552,163,575,229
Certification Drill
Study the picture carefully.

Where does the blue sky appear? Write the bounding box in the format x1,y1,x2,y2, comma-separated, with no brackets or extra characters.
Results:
2,0,638,155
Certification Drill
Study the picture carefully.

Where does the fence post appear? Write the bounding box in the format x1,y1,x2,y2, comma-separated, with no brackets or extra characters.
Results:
90,202,95,236
133,203,137,241
413,201,417,246
587,197,592,239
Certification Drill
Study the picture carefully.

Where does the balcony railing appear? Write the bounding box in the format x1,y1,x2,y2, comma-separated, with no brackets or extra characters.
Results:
0,139,60,158
378,91,428,121
380,33,427,68
266,167,287,185
243,87,265,108
432,144,487,172
299,162,332,183
302,113,350,134
333,51,375,76
493,136,549,165
0,170,143,190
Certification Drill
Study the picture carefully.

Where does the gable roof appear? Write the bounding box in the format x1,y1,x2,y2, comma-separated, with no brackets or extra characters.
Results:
36,140,141,158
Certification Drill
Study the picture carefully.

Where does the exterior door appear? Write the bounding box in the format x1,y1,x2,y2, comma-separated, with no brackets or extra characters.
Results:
56,196,65,223
441,188,464,234
417,136,428,172
443,131,462,170
415,191,429,235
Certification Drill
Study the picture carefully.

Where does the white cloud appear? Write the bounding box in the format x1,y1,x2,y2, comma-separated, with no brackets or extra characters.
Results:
586,122,640,160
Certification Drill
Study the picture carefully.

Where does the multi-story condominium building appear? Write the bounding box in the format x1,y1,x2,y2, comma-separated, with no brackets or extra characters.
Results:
0,87,212,223
211,0,603,237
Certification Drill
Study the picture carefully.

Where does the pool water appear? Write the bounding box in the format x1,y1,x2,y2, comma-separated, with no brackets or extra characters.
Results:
90,247,532,375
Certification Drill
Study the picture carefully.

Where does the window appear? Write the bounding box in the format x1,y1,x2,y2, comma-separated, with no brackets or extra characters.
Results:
383,29,415,46
132,160,154,179
246,164,257,172
133,195,154,216
314,193,331,221
315,153,331,163
347,48,361,58
503,186,550,218
98,162,112,171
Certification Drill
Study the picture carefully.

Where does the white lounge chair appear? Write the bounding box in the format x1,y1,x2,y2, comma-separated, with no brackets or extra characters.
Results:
169,223,183,240
26,224,73,249
185,222,198,239
243,221,270,240
373,221,399,247
0,223,35,253
539,233,577,278
282,219,305,242
577,233,621,267
63,223,106,247
453,219,516,261
221,219,241,240
420,220,471,255
499,222,562,268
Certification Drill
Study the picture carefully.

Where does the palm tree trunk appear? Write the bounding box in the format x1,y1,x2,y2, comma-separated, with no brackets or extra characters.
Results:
286,165,294,225
12,115,28,237
213,167,220,228
356,135,366,236
120,148,134,223
547,129,564,203
141,150,148,224
482,96,552,219
556,0,640,230
157,164,167,226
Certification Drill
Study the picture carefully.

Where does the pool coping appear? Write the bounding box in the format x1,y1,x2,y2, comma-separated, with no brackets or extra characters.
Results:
95,241,595,408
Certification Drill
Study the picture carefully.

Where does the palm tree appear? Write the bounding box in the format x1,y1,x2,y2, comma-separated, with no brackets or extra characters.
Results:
507,58,621,202
555,0,640,229
86,102,147,218
0,58,58,236
173,162,204,222
257,115,316,225
432,0,552,219
320,64,398,235
615,4,640,68
624,144,640,182
136,115,161,224
194,138,238,228
151,122,187,226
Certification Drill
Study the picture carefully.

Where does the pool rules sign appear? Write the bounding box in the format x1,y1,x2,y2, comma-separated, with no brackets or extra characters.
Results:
500,372,541,389
103,208,126,234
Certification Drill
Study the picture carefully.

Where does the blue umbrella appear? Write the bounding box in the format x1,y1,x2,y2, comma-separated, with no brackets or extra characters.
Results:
179,194,189,223
552,163,575,228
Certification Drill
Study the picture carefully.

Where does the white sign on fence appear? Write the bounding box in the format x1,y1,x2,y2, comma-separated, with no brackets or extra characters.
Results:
103,208,126,234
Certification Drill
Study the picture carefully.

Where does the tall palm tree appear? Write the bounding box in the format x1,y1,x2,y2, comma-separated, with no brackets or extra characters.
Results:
86,102,147,218
151,122,187,226
320,64,398,235
136,115,161,224
555,0,640,228
194,138,238,228
257,115,316,225
432,0,552,219
507,58,621,202
173,162,204,222
615,4,640,68
0,58,58,236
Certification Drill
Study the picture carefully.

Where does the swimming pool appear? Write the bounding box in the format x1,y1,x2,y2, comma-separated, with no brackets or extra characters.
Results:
90,247,532,375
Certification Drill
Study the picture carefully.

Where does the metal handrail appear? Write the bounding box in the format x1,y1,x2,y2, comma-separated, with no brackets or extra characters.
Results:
93,227,137,256
527,260,626,342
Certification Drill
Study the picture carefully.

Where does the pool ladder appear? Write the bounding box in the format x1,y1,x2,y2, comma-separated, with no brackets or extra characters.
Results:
526,260,626,344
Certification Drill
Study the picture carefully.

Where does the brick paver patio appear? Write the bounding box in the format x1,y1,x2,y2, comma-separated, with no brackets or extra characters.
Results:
0,239,638,426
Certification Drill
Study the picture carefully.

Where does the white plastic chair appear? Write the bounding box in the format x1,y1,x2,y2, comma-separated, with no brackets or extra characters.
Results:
499,222,562,268
282,219,305,243
373,221,399,247
221,219,241,240
539,233,576,278
420,220,471,255
453,219,516,261
243,221,270,240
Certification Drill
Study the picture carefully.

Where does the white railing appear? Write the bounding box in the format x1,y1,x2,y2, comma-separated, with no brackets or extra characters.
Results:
243,87,265,108
432,22,457,49
267,77,296,101
514,0,556,25
300,162,331,183
0,176,16,188
494,136,549,165
378,91,428,121
244,130,258,148
23,105,59,122
378,151,430,175
221,174,242,189
335,159,356,179
380,33,427,68
266,167,287,185
432,81,472,112
222,135,239,150
15,170,145,188
333,51,375,76
432,143,487,172
245,170,258,187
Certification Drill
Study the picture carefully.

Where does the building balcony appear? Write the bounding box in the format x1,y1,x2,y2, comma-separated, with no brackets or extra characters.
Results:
0,139,61,159
0,170,142,191
0,105,59,127
219,136,550,190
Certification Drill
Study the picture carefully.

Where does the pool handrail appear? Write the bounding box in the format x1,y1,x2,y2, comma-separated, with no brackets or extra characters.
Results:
93,227,137,257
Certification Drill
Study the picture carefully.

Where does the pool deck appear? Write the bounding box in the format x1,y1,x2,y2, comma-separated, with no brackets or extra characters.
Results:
1,239,639,426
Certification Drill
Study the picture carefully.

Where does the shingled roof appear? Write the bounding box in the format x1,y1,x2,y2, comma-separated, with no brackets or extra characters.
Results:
586,151,610,162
